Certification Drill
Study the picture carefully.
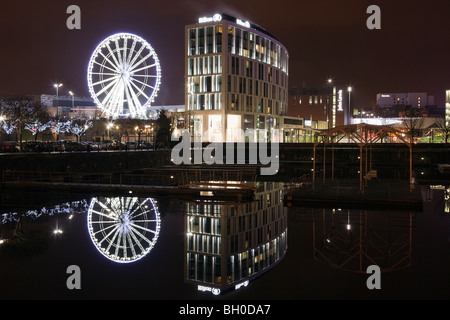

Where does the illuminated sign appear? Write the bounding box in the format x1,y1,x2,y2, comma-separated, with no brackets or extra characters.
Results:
198,285,221,295
235,280,249,290
337,89,343,111
198,14,222,23
198,14,251,29
236,19,250,28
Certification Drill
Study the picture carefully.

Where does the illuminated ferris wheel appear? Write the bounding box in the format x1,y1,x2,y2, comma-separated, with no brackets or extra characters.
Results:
87,33,161,118
87,196,161,263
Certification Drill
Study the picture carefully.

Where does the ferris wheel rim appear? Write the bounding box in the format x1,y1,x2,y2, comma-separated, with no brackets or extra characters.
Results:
87,32,162,119
87,196,161,263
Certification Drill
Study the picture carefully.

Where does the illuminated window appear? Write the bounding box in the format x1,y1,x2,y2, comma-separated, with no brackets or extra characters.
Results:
215,26,222,53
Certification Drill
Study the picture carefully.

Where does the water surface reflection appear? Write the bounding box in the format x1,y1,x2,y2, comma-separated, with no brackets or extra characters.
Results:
0,184,449,299
87,196,161,263
184,182,287,295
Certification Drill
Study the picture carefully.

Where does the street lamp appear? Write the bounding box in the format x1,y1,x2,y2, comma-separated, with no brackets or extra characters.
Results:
107,122,114,139
53,83,63,118
84,124,89,142
69,91,75,110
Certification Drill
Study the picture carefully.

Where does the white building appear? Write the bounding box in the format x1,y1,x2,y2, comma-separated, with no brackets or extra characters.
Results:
40,94,99,119
185,13,289,143
376,92,434,109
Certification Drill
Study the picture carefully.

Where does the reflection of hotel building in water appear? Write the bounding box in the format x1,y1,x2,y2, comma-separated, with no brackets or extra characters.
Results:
185,14,289,143
184,182,287,295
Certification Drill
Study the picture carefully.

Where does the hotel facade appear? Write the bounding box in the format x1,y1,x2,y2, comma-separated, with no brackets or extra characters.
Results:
185,13,289,143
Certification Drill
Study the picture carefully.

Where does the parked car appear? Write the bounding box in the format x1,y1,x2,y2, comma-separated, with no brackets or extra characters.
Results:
80,141,99,151
98,140,115,150
0,141,19,153
125,140,153,150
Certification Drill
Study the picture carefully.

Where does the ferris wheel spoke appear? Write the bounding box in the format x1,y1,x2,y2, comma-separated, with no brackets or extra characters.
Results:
122,37,129,64
129,80,150,100
109,80,125,109
91,72,121,76
130,210,152,221
90,209,117,220
131,77,157,92
131,63,157,74
93,60,119,74
128,43,146,68
123,233,130,260
107,227,121,251
90,220,118,224
92,223,118,239
130,223,159,235
114,39,123,64
100,78,122,106
96,77,120,97
125,81,143,115
132,74,159,78
91,75,120,87
129,52,154,72
129,207,148,221
126,38,137,65
131,219,159,224
125,197,136,210
129,200,149,218
114,233,123,258
101,198,113,208
127,233,139,257
106,43,122,71
110,82,125,116
128,231,146,254
97,224,120,246
124,83,137,116
128,226,155,245
98,50,121,72
99,48,119,72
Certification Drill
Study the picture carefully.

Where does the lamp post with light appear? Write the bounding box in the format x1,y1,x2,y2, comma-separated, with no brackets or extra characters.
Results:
69,91,75,110
53,83,63,118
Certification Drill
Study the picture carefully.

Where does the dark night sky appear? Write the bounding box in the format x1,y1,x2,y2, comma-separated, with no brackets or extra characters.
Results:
1,0,449,109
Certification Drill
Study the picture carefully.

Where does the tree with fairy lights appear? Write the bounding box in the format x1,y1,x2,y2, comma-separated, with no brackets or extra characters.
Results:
0,96,49,151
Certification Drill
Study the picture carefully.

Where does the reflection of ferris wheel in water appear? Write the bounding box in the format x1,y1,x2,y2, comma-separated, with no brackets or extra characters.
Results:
87,33,161,119
87,197,161,263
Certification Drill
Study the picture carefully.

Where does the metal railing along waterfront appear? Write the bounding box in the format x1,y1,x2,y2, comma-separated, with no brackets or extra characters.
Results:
1,170,177,188
1,168,257,189
284,178,417,199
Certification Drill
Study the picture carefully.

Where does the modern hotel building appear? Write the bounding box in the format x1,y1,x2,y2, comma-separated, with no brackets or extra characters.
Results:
185,13,289,143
